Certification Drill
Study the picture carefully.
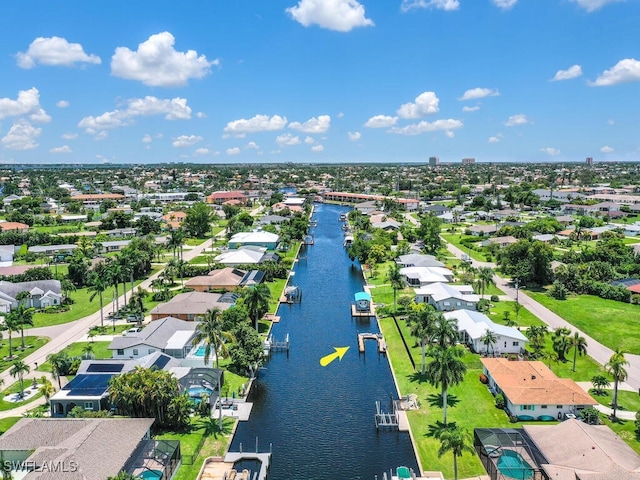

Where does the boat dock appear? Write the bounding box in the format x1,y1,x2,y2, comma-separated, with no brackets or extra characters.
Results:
351,303,375,318
374,401,410,432
264,334,289,355
358,332,386,353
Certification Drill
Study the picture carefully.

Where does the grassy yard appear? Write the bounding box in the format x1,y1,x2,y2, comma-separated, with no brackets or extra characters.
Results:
379,314,532,479
0,336,49,372
0,379,44,411
188,255,216,264
590,389,640,413
185,238,208,246
441,233,488,262
0,417,20,434
486,301,545,328
526,290,640,355
37,341,112,373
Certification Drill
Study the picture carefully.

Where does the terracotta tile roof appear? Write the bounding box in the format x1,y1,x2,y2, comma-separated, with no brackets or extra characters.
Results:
481,357,597,406
0,221,29,231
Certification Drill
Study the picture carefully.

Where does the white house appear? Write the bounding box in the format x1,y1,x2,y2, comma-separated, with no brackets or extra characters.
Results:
0,245,14,263
481,357,597,421
414,282,479,311
0,280,63,313
396,253,445,269
443,309,528,355
215,246,268,266
228,231,280,249
400,266,454,286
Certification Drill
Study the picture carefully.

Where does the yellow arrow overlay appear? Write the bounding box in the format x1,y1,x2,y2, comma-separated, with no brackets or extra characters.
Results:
320,347,350,367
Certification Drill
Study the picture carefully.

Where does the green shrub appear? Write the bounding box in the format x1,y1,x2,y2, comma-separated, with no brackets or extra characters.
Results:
490,295,499,303
495,393,505,409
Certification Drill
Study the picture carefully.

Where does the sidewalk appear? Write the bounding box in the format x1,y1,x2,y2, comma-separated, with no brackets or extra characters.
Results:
576,381,637,421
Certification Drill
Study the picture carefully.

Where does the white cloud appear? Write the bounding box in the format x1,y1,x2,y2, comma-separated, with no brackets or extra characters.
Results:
16,36,101,69
111,32,218,87
504,114,529,126
1,120,41,150
194,147,217,156
304,136,315,145
462,106,480,112
388,118,463,136
488,136,501,143
397,91,439,119
491,0,517,9
540,147,560,156
401,0,459,12
78,96,192,134
458,87,499,101
62,133,78,140
286,0,374,32
348,131,361,141
0,88,51,123
245,141,260,149
570,0,625,12
50,145,72,154
224,114,287,136
337,112,345,118
172,135,203,148
311,144,324,152
289,115,331,133
590,58,640,86
94,130,109,141
276,133,301,146
142,134,153,143
56,100,70,108
226,147,241,156
551,64,583,81
364,115,398,128
600,145,614,153
196,112,207,119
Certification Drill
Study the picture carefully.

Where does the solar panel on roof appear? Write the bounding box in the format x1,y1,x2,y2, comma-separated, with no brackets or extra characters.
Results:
63,374,114,397
87,363,124,373
152,355,170,370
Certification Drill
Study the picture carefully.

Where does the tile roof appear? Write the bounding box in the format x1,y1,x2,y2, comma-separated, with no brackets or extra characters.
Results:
481,357,597,406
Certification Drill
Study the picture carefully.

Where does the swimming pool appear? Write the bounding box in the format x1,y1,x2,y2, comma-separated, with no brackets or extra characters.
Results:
137,469,163,479
188,386,212,397
194,346,206,357
498,450,534,480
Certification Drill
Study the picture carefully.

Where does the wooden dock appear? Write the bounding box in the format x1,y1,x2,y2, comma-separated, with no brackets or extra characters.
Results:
351,303,375,318
358,333,387,353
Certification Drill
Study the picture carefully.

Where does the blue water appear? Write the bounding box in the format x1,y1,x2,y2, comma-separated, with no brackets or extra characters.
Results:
188,386,212,397
230,203,417,480
194,346,206,357
498,450,533,480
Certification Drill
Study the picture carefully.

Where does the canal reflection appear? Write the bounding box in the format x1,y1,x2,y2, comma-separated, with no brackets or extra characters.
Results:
230,203,417,480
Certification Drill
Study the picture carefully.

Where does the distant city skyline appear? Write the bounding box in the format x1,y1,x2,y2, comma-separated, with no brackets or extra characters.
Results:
1,0,638,165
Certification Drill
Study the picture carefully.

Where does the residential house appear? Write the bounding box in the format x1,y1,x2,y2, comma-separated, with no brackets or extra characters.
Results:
97,240,131,253
396,253,445,269
162,211,187,230
0,280,62,313
443,309,527,355
414,282,480,311
150,291,232,320
322,192,419,211
28,244,78,257
215,246,276,266
480,357,597,420
109,316,197,359
475,420,640,480
0,221,29,232
481,236,518,248
257,214,287,226
206,191,247,205
354,200,378,215
185,267,264,292
228,231,280,249
0,244,14,262
400,266,454,286
422,204,450,215
0,417,181,480
468,225,498,237
532,188,585,203
105,227,137,238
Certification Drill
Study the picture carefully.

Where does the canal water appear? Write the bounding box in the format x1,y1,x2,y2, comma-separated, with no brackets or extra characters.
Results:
230,203,418,479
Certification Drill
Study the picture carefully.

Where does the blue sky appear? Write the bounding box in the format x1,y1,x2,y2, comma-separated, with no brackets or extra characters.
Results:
0,0,638,164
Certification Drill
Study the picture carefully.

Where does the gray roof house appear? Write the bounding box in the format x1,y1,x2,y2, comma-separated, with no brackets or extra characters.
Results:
414,282,480,311
396,253,445,269
109,316,198,360
0,417,175,480
150,292,232,320
0,279,62,313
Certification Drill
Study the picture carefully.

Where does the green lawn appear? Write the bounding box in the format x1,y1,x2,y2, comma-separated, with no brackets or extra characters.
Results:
0,336,49,372
603,416,640,455
590,389,640,413
185,237,208,246
0,417,20,434
441,234,488,262
0,380,44,411
487,301,545,328
37,341,112,373
526,291,640,354
188,255,216,264
379,315,532,479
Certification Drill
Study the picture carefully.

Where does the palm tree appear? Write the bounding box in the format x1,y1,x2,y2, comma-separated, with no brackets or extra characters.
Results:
107,259,123,312
88,271,109,328
168,228,185,260
541,350,559,369
47,351,67,388
408,305,438,375
243,284,272,331
6,304,34,350
436,424,475,480
425,346,467,425
526,325,548,358
39,377,55,402
433,314,459,350
82,343,94,359
605,348,629,420
386,262,405,314
502,310,517,328
569,331,588,372
3,311,22,358
551,327,571,362
591,374,610,395
480,330,498,356
192,308,235,370
10,360,30,398
129,287,147,324
477,267,495,299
